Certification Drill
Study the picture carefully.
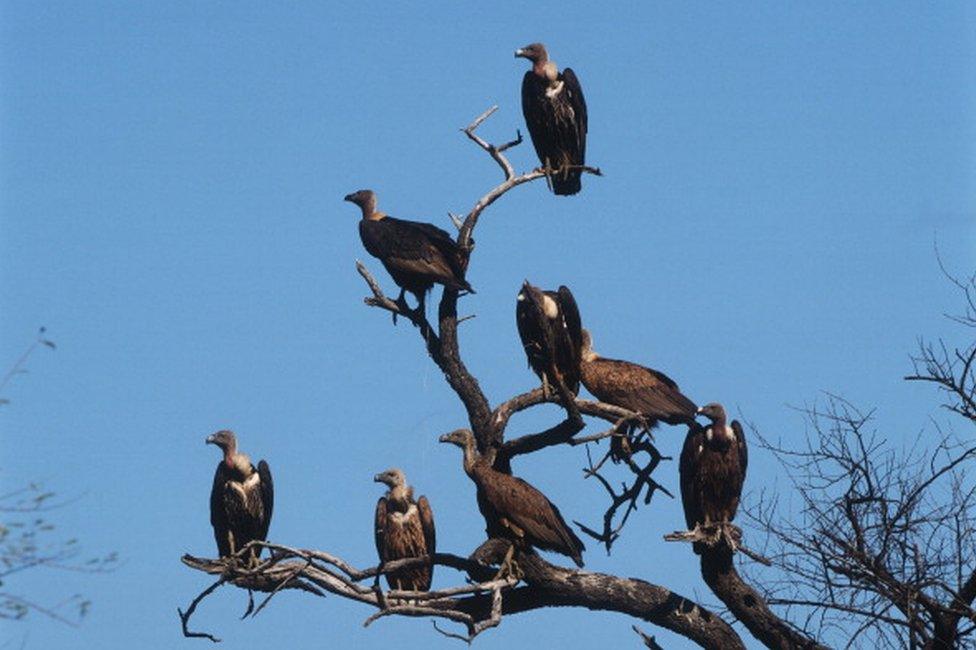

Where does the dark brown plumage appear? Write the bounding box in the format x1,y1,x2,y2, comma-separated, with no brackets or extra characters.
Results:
439,429,584,567
579,329,697,428
679,403,748,554
344,189,472,312
374,468,436,591
206,430,274,562
515,43,588,196
515,282,583,397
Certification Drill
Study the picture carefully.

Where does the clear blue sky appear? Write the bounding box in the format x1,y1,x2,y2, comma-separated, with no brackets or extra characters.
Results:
1,2,973,648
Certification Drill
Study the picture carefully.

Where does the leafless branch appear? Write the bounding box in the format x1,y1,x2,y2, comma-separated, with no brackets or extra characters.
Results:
456,106,601,253
178,578,226,643
576,436,672,553
180,541,743,647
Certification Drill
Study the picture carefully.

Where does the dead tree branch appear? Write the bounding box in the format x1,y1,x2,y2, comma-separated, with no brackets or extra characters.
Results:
180,542,744,648
742,391,976,648
457,105,602,253
576,437,672,552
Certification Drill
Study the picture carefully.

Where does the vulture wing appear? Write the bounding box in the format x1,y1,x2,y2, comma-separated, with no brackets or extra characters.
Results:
418,495,436,558
732,420,748,477
678,425,704,531
586,359,697,425
556,285,582,357
484,472,585,567
555,285,583,391
374,496,389,562
257,460,274,541
559,68,587,166
361,217,470,291
209,463,231,557
521,72,552,166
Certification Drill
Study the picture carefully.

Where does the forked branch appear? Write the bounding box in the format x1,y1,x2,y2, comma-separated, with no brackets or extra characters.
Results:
180,541,744,648
457,106,602,252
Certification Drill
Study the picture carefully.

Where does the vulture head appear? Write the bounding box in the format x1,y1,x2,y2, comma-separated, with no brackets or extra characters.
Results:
439,428,475,450
518,281,558,319
696,403,727,424
374,468,407,489
343,189,378,217
205,429,237,452
697,403,734,446
514,42,548,63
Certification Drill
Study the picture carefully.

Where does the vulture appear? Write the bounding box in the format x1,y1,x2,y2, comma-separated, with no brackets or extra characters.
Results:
679,403,748,554
515,42,588,195
580,329,697,427
439,429,584,568
515,282,583,397
206,430,274,563
579,330,697,461
373,468,436,592
344,189,473,312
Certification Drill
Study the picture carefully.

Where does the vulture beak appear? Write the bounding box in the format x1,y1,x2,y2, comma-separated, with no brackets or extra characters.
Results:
343,193,355,203
695,407,704,416
205,434,217,445
514,48,525,58
372,473,384,483
437,433,451,443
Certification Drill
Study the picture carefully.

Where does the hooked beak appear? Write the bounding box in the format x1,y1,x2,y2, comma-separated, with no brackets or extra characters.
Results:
373,473,385,483
514,48,525,58
438,433,452,444
205,434,217,445
343,193,356,203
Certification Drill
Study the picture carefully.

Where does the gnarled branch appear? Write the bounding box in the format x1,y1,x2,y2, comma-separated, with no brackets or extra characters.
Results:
180,541,743,648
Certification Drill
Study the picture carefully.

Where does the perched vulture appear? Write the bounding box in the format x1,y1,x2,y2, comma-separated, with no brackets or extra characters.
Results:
679,403,748,554
373,468,436,592
439,429,584,568
579,329,697,428
206,430,273,562
515,42,588,195
344,189,473,311
515,282,583,397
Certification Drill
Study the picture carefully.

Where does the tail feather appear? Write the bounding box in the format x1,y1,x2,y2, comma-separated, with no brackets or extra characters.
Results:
552,174,582,196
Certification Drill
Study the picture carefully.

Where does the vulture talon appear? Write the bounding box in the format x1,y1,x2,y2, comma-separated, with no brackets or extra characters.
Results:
492,543,523,583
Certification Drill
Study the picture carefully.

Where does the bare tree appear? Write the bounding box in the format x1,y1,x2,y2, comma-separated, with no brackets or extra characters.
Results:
742,270,976,649
178,106,973,649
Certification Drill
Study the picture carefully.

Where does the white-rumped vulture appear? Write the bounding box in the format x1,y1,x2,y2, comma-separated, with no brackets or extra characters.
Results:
439,429,584,568
516,282,583,397
679,403,748,554
206,430,273,562
515,43,588,195
344,189,473,312
580,329,697,428
374,468,436,591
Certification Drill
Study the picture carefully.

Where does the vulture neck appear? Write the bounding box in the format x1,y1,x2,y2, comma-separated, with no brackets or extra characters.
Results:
581,348,598,363
706,415,732,446
226,450,252,476
363,209,386,222
534,59,558,83
459,440,481,477
387,484,413,510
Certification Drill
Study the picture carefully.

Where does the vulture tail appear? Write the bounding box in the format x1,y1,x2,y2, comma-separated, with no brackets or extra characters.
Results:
551,174,582,196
